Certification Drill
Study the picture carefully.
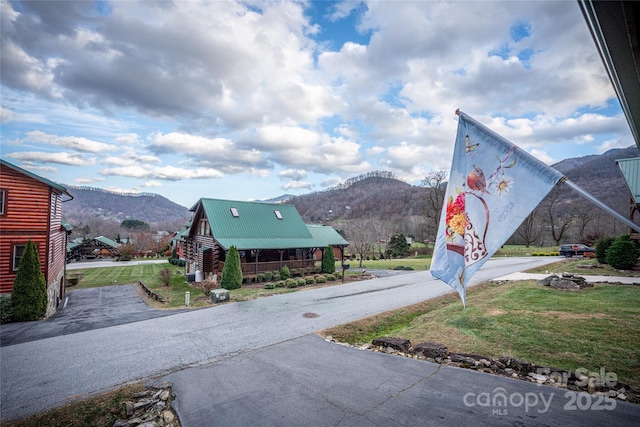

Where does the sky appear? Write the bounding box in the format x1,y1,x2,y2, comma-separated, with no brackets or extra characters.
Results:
0,0,633,208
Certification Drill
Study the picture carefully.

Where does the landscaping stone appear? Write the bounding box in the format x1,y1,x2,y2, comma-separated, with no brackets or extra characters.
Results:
371,336,411,353
537,274,594,290
550,277,581,291
113,385,179,427
354,335,640,404
537,275,559,287
412,341,448,359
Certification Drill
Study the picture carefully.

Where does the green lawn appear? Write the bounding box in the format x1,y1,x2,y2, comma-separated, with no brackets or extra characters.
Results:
67,262,214,308
321,280,640,386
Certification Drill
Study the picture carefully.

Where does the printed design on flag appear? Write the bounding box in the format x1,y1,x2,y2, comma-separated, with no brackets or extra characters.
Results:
444,136,517,270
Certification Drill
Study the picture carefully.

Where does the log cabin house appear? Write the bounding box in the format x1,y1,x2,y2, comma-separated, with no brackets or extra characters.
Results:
0,159,73,317
184,198,348,282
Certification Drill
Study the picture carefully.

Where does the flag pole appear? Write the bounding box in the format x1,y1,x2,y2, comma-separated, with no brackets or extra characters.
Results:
562,179,640,233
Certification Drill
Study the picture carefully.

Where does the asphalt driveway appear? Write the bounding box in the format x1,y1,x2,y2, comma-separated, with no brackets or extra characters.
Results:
0,284,188,347
160,334,640,427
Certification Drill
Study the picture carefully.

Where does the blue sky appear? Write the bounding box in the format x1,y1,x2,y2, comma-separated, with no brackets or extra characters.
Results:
0,0,633,208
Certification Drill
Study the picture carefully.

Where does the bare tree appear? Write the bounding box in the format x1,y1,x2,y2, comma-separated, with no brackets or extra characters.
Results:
515,207,543,247
572,207,598,243
343,218,384,268
421,169,448,243
543,188,574,245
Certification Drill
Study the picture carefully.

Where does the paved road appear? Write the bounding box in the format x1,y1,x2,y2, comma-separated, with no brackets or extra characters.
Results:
2,257,638,425
66,258,169,270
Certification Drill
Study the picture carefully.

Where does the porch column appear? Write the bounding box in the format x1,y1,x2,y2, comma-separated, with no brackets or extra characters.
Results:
254,250,261,275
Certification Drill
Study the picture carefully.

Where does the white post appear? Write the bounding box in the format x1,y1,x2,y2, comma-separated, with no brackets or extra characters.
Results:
185,291,190,307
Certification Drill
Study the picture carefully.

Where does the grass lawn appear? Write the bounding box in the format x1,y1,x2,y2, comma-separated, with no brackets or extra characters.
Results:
6,384,147,427
321,280,640,387
68,262,215,309
525,258,640,277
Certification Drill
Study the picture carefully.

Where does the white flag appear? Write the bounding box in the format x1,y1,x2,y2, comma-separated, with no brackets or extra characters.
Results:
430,112,564,307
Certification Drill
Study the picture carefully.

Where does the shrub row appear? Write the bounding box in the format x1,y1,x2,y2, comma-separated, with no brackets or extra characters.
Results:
256,268,319,283
263,274,338,289
530,252,559,256
168,257,186,267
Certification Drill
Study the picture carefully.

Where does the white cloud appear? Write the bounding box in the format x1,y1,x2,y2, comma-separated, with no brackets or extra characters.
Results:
278,169,307,180
529,149,555,165
25,131,117,153
282,180,312,191
0,0,632,202
75,176,105,184
7,151,95,166
99,165,224,181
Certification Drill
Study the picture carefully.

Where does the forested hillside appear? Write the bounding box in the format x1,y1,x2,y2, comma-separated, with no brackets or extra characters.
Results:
64,186,191,226
289,146,640,246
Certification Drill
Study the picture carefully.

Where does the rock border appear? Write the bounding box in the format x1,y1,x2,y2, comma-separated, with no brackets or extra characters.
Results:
324,335,639,405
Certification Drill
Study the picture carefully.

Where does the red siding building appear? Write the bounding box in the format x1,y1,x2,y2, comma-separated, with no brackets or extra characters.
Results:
0,159,73,317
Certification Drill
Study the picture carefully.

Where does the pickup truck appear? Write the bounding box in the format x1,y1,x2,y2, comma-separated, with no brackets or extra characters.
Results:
559,244,595,258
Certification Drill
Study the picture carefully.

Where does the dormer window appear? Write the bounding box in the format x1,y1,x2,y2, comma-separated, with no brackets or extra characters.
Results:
274,210,283,220
230,207,239,217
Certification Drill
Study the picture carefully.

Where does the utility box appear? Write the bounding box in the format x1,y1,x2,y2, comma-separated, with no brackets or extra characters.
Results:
210,289,230,303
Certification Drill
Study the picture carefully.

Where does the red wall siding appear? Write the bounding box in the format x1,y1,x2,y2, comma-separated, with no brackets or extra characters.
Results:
0,167,65,294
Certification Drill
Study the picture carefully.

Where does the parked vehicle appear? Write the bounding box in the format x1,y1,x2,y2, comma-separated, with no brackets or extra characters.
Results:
559,244,595,258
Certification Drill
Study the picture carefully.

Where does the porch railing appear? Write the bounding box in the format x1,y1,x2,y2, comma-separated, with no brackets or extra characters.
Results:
218,259,319,277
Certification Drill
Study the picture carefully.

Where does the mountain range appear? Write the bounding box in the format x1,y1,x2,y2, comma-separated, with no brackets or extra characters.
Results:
62,146,639,231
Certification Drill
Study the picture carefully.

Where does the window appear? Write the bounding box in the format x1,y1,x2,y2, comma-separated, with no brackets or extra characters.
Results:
274,210,283,220
12,244,26,271
199,219,210,235
52,194,59,216
230,207,239,217
0,189,6,215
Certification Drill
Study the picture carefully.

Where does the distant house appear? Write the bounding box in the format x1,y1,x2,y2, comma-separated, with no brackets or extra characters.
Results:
0,159,73,317
184,198,348,281
67,236,120,260
616,157,640,240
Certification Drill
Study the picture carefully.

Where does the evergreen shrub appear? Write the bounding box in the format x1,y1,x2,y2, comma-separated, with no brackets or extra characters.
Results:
221,246,242,290
280,265,290,279
286,278,298,288
12,240,47,321
605,235,640,270
595,236,616,264
322,246,336,274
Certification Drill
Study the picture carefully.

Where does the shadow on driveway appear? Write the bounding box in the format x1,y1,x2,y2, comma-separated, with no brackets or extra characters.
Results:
0,285,189,347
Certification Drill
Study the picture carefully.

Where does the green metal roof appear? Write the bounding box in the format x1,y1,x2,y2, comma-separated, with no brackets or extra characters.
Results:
306,224,348,247
617,157,640,205
0,159,71,196
95,236,120,248
195,198,346,250
67,241,82,251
